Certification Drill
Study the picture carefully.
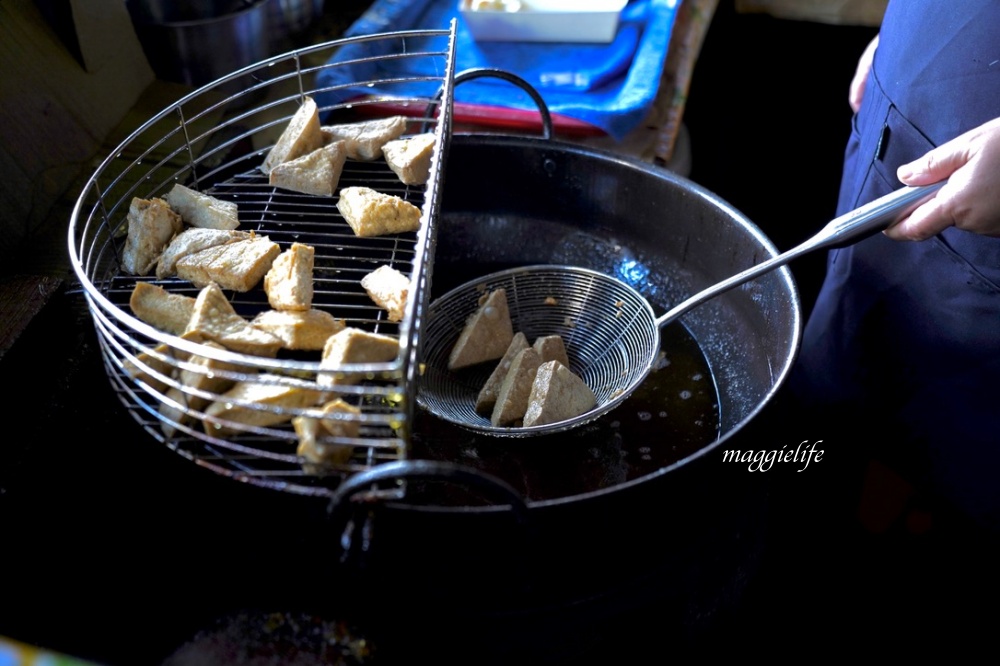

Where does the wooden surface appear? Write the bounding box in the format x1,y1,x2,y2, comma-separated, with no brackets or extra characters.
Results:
0,275,62,360
0,0,154,265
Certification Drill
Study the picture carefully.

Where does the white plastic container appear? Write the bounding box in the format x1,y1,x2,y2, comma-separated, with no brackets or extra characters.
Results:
458,0,629,44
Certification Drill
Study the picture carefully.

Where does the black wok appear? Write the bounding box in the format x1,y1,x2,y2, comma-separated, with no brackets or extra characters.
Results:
315,129,802,661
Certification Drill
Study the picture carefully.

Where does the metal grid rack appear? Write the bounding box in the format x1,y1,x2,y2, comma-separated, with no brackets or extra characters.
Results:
67,24,457,498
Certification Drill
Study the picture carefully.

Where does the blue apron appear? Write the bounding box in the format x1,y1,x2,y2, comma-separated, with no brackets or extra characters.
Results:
792,0,1000,529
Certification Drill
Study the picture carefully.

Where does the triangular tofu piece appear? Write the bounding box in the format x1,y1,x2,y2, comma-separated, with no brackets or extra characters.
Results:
382,132,435,185
204,374,325,436
163,183,240,230
269,141,347,196
320,115,408,161
336,186,422,237
475,331,528,416
361,264,411,322
185,282,282,357
129,281,196,336
523,361,596,427
175,235,280,292
156,227,252,279
122,196,183,276
251,309,345,351
318,327,400,388
491,347,542,427
260,96,324,175
532,334,570,367
447,288,514,370
263,242,315,312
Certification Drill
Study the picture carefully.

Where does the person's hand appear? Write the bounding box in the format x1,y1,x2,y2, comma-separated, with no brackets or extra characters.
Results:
849,35,879,113
885,116,1000,240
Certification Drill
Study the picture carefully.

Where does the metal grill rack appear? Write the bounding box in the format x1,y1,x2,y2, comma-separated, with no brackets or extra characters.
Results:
67,24,457,498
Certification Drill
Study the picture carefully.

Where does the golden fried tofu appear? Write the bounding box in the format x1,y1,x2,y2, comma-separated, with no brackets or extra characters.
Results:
491,347,542,427
318,327,400,388
475,331,529,416
523,360,596,427
129,282,197,336
185,282,283,357
317,397,363,438
269,141,348,196
381,132,435,185
156,227,252,279
263,242,314,311
336,186,422,237
532,335,570,368
203,374,325,436
294,414,356,471
361,264,410,322
163,183,240,230
175,234,280,292
320,115,407,161
260,95,324,175
122,197,183,276
157,340,248,437
124,330,203,393
251,308,345,351
448,288,514,370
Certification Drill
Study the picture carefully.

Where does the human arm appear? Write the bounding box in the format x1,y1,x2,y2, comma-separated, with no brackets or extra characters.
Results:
849,35,878,113
885,116,1000,241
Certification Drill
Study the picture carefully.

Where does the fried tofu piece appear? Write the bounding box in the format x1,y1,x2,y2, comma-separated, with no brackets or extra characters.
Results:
317,398,363,438
158,340,248,437
156,228,253,279
178,340,248,391
124,330,203,393
361,264,410,322
269,141,348,196
122,197,183,276
533,335,570,368
475,331,529,416
293,397,364,470
491,347,542,427
318,327,400,388
263,242,314,311
320,115,408,161
163,184,240,230
129,282,197,336
294,416,350,470
251,309,345,351
336,186,422,238
203,374,325,436
381,132,435,185
448,288,514,370
175,234,281,292
523,360,596,427
260,95,324,175
185,282,283,357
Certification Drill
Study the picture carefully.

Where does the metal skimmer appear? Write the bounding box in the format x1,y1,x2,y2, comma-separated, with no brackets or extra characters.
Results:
417,183,945,437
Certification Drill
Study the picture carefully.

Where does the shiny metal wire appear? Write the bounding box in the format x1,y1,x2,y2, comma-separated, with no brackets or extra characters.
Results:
67,24,458,497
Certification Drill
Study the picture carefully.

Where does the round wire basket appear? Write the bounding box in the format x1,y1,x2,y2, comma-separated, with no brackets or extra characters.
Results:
67,23,457,498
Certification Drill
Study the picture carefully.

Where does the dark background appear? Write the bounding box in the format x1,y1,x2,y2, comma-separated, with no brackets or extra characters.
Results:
684,0,877,316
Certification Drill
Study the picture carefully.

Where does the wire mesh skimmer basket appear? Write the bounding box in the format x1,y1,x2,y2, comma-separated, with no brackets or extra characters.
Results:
67,24,457,499
418,265,661,437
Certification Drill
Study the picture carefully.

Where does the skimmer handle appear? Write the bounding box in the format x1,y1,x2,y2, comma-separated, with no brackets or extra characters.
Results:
656,181,946,328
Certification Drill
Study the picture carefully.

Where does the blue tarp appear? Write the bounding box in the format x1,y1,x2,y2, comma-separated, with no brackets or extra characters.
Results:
314,0,679,141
